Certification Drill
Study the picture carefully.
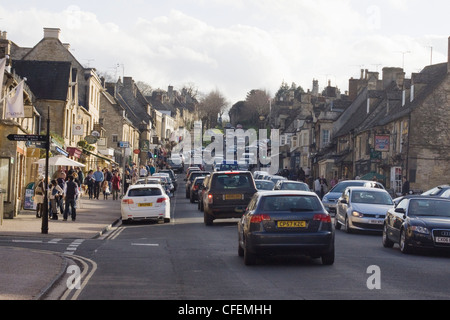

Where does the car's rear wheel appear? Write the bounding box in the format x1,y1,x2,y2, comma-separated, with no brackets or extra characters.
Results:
321,246,335,265
244,240,257,266
204,211,214,226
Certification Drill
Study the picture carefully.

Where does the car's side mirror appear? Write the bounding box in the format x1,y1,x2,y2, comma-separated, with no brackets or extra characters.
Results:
395,207,405,214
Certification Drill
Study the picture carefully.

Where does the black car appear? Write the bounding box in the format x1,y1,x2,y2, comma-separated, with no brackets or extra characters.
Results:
190,176,206,203
202,171,257,225
238,191,335,265
159,169,177,191
185,171,210,198
383,196,450,254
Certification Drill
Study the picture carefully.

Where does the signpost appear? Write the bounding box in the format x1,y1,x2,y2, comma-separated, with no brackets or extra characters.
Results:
7,134,46,142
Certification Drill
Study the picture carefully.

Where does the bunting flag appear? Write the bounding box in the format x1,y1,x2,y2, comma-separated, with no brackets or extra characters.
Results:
5,80,25,118
0,57,6,98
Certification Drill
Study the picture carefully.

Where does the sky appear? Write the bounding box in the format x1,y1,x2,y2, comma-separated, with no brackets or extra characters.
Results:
1,0,449,106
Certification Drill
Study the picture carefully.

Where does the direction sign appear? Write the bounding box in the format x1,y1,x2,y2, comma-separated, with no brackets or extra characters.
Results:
7,134,47,142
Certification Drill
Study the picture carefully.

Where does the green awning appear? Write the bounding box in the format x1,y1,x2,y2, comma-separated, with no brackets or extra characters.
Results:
360,172,386,181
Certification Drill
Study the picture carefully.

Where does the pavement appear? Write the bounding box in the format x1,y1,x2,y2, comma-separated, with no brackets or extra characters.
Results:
0,196,122,300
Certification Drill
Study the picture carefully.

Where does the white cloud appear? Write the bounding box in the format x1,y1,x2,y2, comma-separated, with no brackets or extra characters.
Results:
1,1,448,104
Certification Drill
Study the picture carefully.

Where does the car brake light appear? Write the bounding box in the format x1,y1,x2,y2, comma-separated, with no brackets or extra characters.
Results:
208,194,213,204
122,199,134,205
157,197,167,203
313,213,331,223
250,214,271,223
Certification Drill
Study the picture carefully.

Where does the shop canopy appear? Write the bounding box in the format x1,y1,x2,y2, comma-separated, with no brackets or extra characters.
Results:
34,155,86,168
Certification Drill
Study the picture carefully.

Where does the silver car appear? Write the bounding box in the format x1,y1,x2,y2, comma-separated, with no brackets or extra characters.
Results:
322,180,385,215
335,187,394,233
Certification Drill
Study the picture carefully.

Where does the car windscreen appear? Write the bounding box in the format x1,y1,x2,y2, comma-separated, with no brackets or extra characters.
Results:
351,191,393,205
256,181,274,190
409,199,450,217
280,183,309,191
189,172,208,181
128,188,162,197
331,181,365,193
260,195,322,212
212,173,253,190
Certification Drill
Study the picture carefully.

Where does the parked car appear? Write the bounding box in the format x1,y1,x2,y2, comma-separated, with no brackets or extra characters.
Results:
255,179,275,191
273,180,310,191
421,185,450,198
237,191,335,265
190,176,206,203
185,171,210,198
202,171,257,225
335,187,394,233
322,180,385,215
158,169,177,191
121,184,170,224
383,197,450,254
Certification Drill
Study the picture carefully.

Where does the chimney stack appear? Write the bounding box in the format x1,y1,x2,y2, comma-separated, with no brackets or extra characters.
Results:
43,27,61,39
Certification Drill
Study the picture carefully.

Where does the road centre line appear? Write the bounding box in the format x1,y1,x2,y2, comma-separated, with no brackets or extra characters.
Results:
131,243,160,247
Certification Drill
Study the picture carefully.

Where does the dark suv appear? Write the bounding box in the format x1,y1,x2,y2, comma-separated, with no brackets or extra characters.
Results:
202,171,257,225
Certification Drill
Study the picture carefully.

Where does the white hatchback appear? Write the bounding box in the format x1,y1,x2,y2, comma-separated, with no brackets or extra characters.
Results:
121,184,171,224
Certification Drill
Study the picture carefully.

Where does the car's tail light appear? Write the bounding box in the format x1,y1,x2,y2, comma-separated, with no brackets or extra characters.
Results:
157,197,168,203
208,194,213,204
122,199,134,205
250,214,271,223
313,213,332,223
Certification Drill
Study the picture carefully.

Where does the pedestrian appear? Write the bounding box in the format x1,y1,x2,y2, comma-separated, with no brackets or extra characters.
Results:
49,179,63,220
111,171,121,200
132,168,139,184
320,176,328,199
34,175,45,218
402,176,410,196
93,166,104,200
297,167,306,182
75,167,84,187
63,176,79,221
57,172,66,214
149,163,156,176
102,180,110,200
139,165,148,177
84,170,95,199
104,168,113,192
314,177,322,198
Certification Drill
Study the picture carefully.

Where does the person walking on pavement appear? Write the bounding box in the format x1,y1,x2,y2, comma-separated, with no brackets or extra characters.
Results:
93,166,104,200
34,175,45,218
63,176,79,221
111,171,121,200
49,180,63,220
84,170,95,199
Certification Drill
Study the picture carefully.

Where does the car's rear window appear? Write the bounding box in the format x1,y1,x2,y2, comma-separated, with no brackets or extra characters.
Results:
212,173,253,190
128,188,162,197
260,195,322,212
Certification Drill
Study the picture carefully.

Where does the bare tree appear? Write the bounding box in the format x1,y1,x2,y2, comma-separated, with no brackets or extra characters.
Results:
136,81,153,96
198,89,228,129
245,89,272,118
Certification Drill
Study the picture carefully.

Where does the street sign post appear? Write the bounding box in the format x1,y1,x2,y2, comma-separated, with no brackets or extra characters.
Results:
7,134,46,142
